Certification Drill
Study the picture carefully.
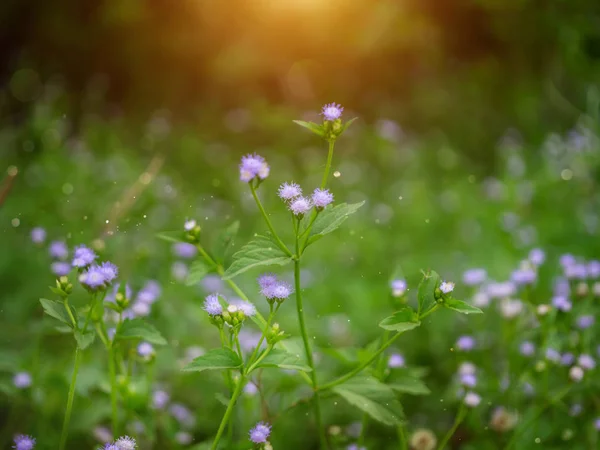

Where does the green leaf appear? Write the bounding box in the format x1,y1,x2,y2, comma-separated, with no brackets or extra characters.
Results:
181,348,243,372
307,201,365,245
39,298,74,327
186,260,210,286
49,286,65,296
293,120,325,137
156,231,184,243
341,117,359,133
115,319,167,345
417,270,440,315
444,298,483,315
253,349,312,372
222,235,292,280
212,221,240,263
379,306,420,332
332,377,405,426
389,375,430,396
74,330,96,350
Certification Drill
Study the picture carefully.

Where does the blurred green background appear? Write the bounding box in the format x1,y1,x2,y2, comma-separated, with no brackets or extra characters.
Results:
1,0,600,448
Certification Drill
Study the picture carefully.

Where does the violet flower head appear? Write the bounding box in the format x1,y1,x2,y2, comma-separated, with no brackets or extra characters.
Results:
520,341,535,357
114,436,137,450
249,422,272,444
229,299,257,317
464,392,481,407
528,248,545,265
552,296,572,312
278,182,302,201
560,254,576,267
594,417,600,431
169,403,195,428
440,281,455,294
289,196,312,216
578,354,595,370
175,432,192,445
486,281,516,298
545,348,561,363
72,245,97,268
258,273,278,291
79,265,107,289
104,445,118,450
99,261,118,284
13,435,36,450
239,153,269,182
264,280,294,300
13,372,32,389
565,263,587,280
460,373,477,388
137,342,155,358
462,268,486,286
456,336,475,351
152,390,170,410
172,242,197,259
30,227,46,244
587,260,600,278
312,188,334,208
458,362,476,376
511,268,536,285
390,279,407,297
49,241,68,260
183,219,197,231
576,315,595,329
561,352,575,366
203,294,223,316
321,103,344,121
388,353,405,368
51,261,71,277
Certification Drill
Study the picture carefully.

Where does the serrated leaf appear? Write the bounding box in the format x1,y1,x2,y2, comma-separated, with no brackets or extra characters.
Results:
186,260,210,286
333,377,405,426
213,221,240,264
417,270,440,315
182,348,243,372
222,235,292,280
389,375,430,396
74,330,96,350
156,231,185,243
293,120,325,137
307,201,365,245
253,349,312,372
115,319,167,345
379,307,421,332
39,298,75,327
444,298,483,315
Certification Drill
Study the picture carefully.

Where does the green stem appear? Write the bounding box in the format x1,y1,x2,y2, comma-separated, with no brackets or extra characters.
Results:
63,298,77,328
108,345,119,437
82,294,97,333
247,304,277,366
357,413,369,446
249,183,293,257
59,347,82,450
397,425,408,450
438,404,467,450
294,255,328,448
420,304,441,320
211,377,246,450
247,345,274,374
320,140,335,189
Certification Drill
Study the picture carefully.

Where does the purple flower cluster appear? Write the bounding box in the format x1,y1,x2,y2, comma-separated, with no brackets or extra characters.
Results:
321,103,344,121
388,353,405,368
103,436,136,450
30,227,46,244
258,273,294,301
79,261,118,290
203,293,257,318
249,421,272,444
239,153,270,182
278,182,334,214
462,268,487,286
13,434,35,450
390,279,407,297
72,245,97,268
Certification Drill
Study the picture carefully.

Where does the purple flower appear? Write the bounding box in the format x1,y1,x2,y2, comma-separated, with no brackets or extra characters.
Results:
99,261,118,283
79,265,107,289
388,353,405,368
552,296,572,312
321,103,344,121
554,278,570,296
169,403,195,428
560,254,576,267
13,372,31,389
13,435,35,450
229,299,257,317
578,354,595,370
312,188,334,208
249,422,271,444
460,373,477,387
202,274,223,292
458,362,476,375
30,227,46,244
104,444,118,450
528,248,545,265
440,281,455,294
131,301,150,317
569,365,584,382
520,341,535,357
569,403,583,417
72,245,97,268
462,269,486,286
594,417,600,431
138,342,155,358
289,196,312,216
172,242,197,259
152,390,170,409
239,153,269,182
49,241,68,260
565,263,587,280
545,348,561,363
511,268,536,285
278,182,302,201
486,281,516,298
263,280,294,300
203,294,222,316
576,315,595,329
588,260,600,278
114,436,137,449
244,381,258,395
238,329,263,352
390,279,407,297
456,336,475,351
184,219,197,231
464,391,481,407
171,261,188,281
51,261,71,277
258,273,278,291
561,353,575,366
175,432,192,445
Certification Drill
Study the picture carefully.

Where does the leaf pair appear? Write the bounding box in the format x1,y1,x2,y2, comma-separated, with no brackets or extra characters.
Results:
417,270,483,316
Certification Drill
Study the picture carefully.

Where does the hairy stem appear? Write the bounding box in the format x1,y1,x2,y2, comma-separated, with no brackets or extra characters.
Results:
59,347,82,450
211,377,246,450
250,183,293,257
